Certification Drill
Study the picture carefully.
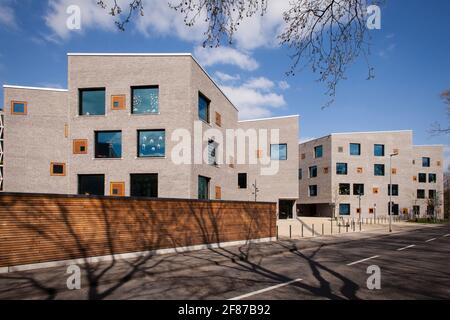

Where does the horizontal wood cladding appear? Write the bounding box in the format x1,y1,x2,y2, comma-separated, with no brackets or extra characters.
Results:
0,194,276,268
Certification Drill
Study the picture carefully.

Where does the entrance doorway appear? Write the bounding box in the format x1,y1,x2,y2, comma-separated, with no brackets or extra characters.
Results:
279,200,295,219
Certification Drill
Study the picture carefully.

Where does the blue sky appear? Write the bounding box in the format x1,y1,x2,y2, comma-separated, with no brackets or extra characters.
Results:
0,0,448,163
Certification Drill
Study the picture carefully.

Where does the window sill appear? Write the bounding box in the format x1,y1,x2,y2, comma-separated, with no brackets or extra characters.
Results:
92,158,123,160
77,115,107,118
135,156,166,159
129,113,161,116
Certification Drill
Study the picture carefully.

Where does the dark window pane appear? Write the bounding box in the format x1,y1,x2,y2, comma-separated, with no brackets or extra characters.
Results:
132,87,159,114
138,130,165,157
199,93,210,123
309,166,317,178
339,183,350,195
429,190,436,199
314,145,323,158
80,89,105,115
238,173,247,189
298,169,302,180
130,174,158,197
271,144,287,160
95,131,122,158
52,164,64,175
374,164,385,176
309,185,318,197
339,204,350,215
198,175,210,200
418,173,426,183
353,184,364,195
350,143,361,155
78,175,104,196
388,184,399,196
336,163,348,175
422,157,430,167
417,189,425,199
374,144,385,156
428,173,437,183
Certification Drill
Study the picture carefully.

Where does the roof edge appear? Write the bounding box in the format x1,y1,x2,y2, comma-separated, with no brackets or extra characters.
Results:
3,85,68,92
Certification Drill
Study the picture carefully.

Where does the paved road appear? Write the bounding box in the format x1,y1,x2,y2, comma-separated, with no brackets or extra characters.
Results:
1,224,449,300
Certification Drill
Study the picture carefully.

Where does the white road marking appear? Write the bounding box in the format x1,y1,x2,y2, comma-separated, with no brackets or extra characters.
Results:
397,244,415,251
444,234,450,237
228,278,303,300
347,255,380,266
425,238,436,242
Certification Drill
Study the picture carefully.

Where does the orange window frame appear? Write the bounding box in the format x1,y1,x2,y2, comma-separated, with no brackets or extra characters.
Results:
73,139,88,154
111,95,126,110
215,186,222,200
11,101,27,115
50,162,66,176
215,112,222,127
110,182,125,196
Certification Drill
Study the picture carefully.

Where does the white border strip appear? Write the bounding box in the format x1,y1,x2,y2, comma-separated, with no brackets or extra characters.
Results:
3,85,68,92
238,115,300,123
229,278,303,300
346,255,380,266
1,237,275,274
397,244,415,251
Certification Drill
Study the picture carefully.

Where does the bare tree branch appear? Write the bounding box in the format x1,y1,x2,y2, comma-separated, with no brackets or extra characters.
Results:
429,89,450,136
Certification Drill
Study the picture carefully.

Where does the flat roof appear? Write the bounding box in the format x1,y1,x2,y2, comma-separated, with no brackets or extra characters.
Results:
238,115,299,123
299,130,414,144
3,85,68,92
67,52,239,112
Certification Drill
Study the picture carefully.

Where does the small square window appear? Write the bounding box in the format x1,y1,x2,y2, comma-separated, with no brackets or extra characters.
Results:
339,204,350,215
373,187,379,194
374,164,385,176
339,184,350,195
73,139,88,154
50,162,66,176
350,143,361,156
357,167,363,174
338,146,344,153
323,167,329,174
111,95,126,110
413,176,417,182
392,168,397,175
256,149,263,159
437,161,441,166
418,173,426,183
428,173,437,183
215,186,222,200
110,182,125,196
356,208,361,214
374,144,385,157
11,101,27,115
369,208,374,214
336,163,348,175
215,112,222,127
301,153,306,160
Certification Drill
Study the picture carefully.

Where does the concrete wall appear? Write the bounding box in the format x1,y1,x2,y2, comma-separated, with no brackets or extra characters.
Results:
3,87,69,194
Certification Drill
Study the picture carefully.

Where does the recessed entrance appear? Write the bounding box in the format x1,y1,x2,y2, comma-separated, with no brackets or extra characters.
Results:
279,200,295,219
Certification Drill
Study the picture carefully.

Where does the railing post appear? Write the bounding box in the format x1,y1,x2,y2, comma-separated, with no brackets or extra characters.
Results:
301,224,304,238
322,223,324,235
289,224,292,239
331,219,333,234
339,223,341,233
312,224,315,237
359,220,362,231
276,225,279,240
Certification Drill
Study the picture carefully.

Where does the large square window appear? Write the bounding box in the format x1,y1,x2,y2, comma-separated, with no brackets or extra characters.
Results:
339,183,350,195
353,184,364,196
132,86,159,114
309,185,318,197
138,130,166,157
422,157,430,167
198,175,210,200
417,189,425,199
374,164,385,176
350,143,361,156
199,92,210,123
428,173,437,183
314,145,323,158
339,204,350,215
78,174,105,196
309,166,317,178
418,173,427,183
79,88,105,116
429,189,436,199
336,163,348,175
130,174,158,198
388,184,399,196
374,144,385,157
95,131,122,158
271,144,287,160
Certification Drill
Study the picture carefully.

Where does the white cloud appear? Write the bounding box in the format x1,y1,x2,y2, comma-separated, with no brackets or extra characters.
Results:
278,81,290,90
0,0,17,29
194,46,259,71
221,84,286,120
214,72,240,82
243,77,275,91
